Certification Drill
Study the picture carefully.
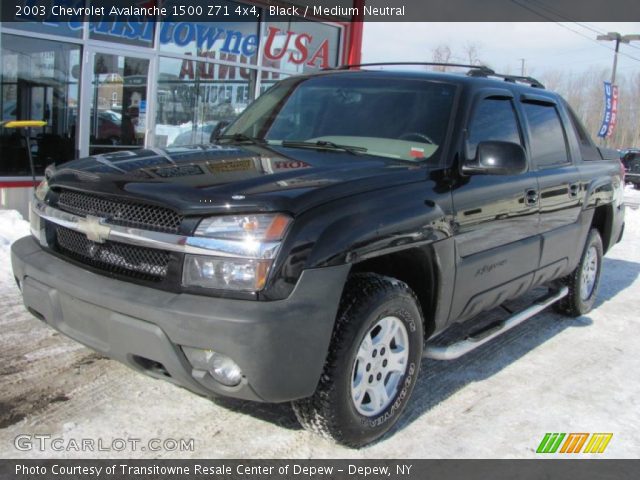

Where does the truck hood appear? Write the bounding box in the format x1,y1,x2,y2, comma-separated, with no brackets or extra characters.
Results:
47,144,431,215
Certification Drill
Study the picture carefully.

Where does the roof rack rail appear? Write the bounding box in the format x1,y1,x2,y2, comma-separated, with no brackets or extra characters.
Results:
328,62,545,89
328,62,495,74
467,69,545,89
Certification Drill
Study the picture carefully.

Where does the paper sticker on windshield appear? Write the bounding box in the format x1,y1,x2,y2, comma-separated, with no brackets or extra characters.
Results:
410,147,425,158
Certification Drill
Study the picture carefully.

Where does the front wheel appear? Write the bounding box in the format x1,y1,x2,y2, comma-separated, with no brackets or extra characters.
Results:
292,273,424,447
554,229,603,317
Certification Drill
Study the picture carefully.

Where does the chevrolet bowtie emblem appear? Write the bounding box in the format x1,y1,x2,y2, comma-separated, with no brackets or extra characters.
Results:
78,215,111,243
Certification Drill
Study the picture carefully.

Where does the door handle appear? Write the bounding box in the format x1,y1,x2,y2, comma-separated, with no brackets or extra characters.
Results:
569,183,580,198
525,189,538,206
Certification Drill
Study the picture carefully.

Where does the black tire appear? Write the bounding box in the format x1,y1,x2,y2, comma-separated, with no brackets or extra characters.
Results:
292,273,424,447
554,229,603,317
634,183,640,190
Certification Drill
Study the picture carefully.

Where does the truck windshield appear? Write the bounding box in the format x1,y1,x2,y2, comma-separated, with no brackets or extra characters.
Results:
224,75,456,162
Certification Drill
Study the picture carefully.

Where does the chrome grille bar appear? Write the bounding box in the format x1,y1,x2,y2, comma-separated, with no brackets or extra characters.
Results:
31,198,281,260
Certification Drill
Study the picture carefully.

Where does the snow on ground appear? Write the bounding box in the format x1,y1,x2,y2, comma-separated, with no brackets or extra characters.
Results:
0,210,30,290
0,195,639,458
0,209,30,247
624,184,640,209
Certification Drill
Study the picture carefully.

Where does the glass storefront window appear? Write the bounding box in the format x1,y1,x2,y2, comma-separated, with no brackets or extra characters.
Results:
89,21,155,47
155,56,256,147
88,0,155,47
89,53,149,155
261,20,340,73
260,72,289,96
1,34,80,175
1,8,344,172
159,0,259,65
3,0,84,38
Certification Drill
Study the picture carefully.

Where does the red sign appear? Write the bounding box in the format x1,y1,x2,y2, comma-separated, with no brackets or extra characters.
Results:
263,27,330,69
178,27,331,80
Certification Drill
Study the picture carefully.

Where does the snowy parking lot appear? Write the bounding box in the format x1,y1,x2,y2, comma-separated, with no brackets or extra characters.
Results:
1,188,639,458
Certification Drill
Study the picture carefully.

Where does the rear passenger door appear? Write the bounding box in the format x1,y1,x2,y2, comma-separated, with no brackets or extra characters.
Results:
450,91,540,323
520,96,582,272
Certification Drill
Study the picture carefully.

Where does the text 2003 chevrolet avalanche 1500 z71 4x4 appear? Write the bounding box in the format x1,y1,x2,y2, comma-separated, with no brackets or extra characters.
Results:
12,64,625,447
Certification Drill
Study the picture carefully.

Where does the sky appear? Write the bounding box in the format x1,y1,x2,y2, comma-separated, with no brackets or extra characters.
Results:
362,22,640,79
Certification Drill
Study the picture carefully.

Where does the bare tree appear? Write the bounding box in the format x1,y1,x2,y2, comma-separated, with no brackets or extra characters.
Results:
462,42,481,66
545,67,639,149
431,44,452,71
540,69,564,92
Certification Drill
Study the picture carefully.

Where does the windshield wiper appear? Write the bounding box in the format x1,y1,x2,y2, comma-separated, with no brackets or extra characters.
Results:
216,133,266,145
281,140,367,155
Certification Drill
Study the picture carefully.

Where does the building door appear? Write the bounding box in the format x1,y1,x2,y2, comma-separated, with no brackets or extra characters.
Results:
80,50,151,157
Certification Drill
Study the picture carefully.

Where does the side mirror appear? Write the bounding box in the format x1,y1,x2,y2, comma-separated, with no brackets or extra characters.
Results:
462,141,528,175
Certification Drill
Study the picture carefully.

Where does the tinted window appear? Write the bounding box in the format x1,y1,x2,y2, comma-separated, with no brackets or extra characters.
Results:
565,102,601,161
467,98,521,159
227,76,456,162
523,103,569,167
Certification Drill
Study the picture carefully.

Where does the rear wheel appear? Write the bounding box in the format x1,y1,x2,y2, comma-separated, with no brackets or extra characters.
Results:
292,273,423,447
554,229,603,317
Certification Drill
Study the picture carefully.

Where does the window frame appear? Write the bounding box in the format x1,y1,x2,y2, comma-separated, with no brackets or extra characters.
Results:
464,89,526,164
520,96,572,170
563,100,602,162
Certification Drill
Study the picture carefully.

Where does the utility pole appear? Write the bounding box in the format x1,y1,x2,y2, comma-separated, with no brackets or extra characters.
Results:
519,58,526,76
597,32,640,85
596,32,640,146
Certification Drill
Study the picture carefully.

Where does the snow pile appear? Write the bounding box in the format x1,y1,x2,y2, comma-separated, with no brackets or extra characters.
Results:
624,204,640,238
0,209,30,288
0,209,30,249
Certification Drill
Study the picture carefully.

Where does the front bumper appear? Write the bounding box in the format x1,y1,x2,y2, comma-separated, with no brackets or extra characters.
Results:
11,236,349,403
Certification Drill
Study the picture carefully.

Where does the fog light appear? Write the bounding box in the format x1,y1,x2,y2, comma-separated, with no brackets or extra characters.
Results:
182,347,243,387
209,353,243,387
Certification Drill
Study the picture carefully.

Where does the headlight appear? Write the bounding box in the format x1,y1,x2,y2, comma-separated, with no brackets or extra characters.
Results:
194,214,290,241
34,178,49,201
183,213,291,292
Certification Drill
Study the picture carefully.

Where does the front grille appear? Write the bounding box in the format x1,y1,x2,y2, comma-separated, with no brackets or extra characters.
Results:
55,226,170,281
57,190,183,234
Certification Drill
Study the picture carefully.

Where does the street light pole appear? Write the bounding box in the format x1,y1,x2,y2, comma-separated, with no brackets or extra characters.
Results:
596,32,640,85
610,35,620,86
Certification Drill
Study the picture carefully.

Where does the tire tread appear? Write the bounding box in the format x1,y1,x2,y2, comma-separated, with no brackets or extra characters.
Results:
292,273,421,447
554,229,603,317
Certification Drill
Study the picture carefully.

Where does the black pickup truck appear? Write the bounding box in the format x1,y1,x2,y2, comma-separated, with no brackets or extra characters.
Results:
12,64,625,447
622,150,640,189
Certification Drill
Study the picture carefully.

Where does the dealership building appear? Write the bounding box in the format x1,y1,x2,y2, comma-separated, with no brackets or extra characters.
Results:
0,1,364,215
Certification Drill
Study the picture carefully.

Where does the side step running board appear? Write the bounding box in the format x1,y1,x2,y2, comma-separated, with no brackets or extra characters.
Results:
423,287,568,360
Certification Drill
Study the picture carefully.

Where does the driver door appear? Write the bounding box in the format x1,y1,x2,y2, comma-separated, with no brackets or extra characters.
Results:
449,91,541,323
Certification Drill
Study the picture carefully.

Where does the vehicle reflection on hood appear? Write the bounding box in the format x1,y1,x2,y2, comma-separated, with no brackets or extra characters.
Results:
48,143,429,215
